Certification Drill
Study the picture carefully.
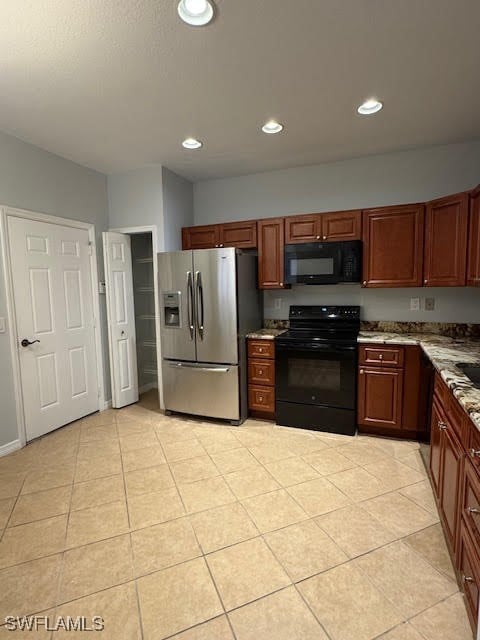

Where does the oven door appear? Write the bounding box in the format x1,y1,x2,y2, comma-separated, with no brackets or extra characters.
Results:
284,242,342,285
275,341,357,409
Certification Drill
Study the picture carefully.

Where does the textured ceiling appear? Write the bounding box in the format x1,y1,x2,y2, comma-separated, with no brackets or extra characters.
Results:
0,1,479,180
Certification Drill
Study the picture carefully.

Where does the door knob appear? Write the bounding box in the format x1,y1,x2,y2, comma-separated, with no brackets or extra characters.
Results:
21,338,40,347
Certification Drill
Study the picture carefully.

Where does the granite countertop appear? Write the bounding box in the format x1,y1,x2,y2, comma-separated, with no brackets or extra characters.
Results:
246,328,287,340
360,331,480,431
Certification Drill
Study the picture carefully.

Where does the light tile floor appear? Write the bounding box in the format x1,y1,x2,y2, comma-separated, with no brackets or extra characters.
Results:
0,392,473,639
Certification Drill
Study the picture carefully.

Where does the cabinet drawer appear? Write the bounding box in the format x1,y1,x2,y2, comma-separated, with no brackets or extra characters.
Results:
463,460,480,546
359,345,405,368
248,340,274,359
458,521,480,631
248,385,275,413
248,359,275,386
433,372,451,411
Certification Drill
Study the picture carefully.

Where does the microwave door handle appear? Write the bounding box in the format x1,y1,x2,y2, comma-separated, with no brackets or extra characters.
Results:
186,271,194,340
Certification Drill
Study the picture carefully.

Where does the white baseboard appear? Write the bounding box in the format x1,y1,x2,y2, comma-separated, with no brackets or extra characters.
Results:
102,400,112,410
0,439,21,457
139,383,158,395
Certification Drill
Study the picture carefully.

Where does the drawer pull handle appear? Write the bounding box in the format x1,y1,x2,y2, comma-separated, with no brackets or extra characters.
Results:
467,507,480,515
378,354,383,360
438,421,447,431
463,575,475,584
469,449,480,458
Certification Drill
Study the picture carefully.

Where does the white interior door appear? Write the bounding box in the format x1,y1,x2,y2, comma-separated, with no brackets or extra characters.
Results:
103,232,139,408
7,217,99,441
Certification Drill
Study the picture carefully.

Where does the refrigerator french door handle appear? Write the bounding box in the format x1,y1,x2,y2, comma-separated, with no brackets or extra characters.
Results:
186,271,194,340
195,270,204,340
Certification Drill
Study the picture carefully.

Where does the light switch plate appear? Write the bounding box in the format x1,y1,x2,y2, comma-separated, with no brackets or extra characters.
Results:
0,317,5,333
410,297,420,311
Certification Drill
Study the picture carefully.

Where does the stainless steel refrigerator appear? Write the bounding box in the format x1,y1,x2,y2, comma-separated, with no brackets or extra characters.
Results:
157,247,262,424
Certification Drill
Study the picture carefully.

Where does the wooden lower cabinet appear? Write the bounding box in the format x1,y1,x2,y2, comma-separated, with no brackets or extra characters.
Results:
358,345,430,439
358,367,403,430
247,338,275,419
428,373,480,633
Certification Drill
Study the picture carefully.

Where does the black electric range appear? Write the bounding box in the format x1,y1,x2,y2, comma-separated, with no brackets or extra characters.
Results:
275,305,360,435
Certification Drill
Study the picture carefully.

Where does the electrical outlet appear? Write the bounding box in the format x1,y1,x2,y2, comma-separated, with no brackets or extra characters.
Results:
410,297,420,311
274,298,282,310
425,297,435,311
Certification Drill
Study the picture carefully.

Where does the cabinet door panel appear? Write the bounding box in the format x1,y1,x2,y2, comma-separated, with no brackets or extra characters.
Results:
440,426,463,552
285,215,320,243
362,205,424,287
220,221,257,248
182,225,219,250
424,192,469,286
358,367,403,428
458,522,480,632
429,398,443,498
467,185,480,287
322,210,361,241
257,218,285,289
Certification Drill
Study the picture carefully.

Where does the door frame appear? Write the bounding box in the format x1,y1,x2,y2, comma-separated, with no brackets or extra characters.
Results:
0,205,106,448
108,225,163,409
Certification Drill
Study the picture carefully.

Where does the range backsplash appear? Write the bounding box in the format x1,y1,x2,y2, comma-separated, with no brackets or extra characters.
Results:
264,318,480,339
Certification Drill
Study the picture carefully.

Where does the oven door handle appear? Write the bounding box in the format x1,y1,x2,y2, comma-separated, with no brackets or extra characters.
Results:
276,343,357,353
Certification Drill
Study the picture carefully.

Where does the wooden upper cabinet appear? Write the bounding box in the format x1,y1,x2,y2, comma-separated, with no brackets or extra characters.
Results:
362,204,425,287
285,210,362,244
285,214,320,243
467,185,480,287
219,220,257,248
182,225,219,250
322,210,362,241
424,192,469,287
257,218,286,289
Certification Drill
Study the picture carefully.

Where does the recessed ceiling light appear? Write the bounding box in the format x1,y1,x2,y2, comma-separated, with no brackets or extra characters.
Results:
177,0,214,26
182,137,202,149
262,120,284,134
357,99,383,115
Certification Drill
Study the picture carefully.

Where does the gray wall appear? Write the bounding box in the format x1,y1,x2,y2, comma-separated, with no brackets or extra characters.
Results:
0,130,109,448
107,166,165,249
194,140,480,223
162,168,194,251
194,140,480,322
264,286,480,323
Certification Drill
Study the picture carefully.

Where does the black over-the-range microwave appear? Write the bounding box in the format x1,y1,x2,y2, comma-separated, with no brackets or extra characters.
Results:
284,240,362,285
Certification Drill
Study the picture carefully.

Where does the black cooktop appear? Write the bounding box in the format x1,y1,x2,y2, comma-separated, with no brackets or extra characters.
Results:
277,305,361,344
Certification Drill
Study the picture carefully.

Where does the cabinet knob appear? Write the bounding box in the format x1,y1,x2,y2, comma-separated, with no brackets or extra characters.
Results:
362,281,367,286
259,370,263,375
424,279,428,284
258,348,263,352
438,421,447,431
467,506,480,515
280,282,284,286
323,235,327,240
378,354,383,360
259,396,263,401
469,448,480,458
219,244,224,247
463,575,475,584
359,369,364,374
316,235,320,240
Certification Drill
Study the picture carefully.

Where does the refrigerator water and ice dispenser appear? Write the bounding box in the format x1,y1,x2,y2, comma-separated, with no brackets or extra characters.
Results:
163,292,181,327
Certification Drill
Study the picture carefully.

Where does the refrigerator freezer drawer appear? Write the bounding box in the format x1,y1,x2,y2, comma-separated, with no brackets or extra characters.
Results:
162,361,240,421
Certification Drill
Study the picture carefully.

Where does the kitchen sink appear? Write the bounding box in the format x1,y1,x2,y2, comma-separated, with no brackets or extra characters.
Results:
456,363,480,389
